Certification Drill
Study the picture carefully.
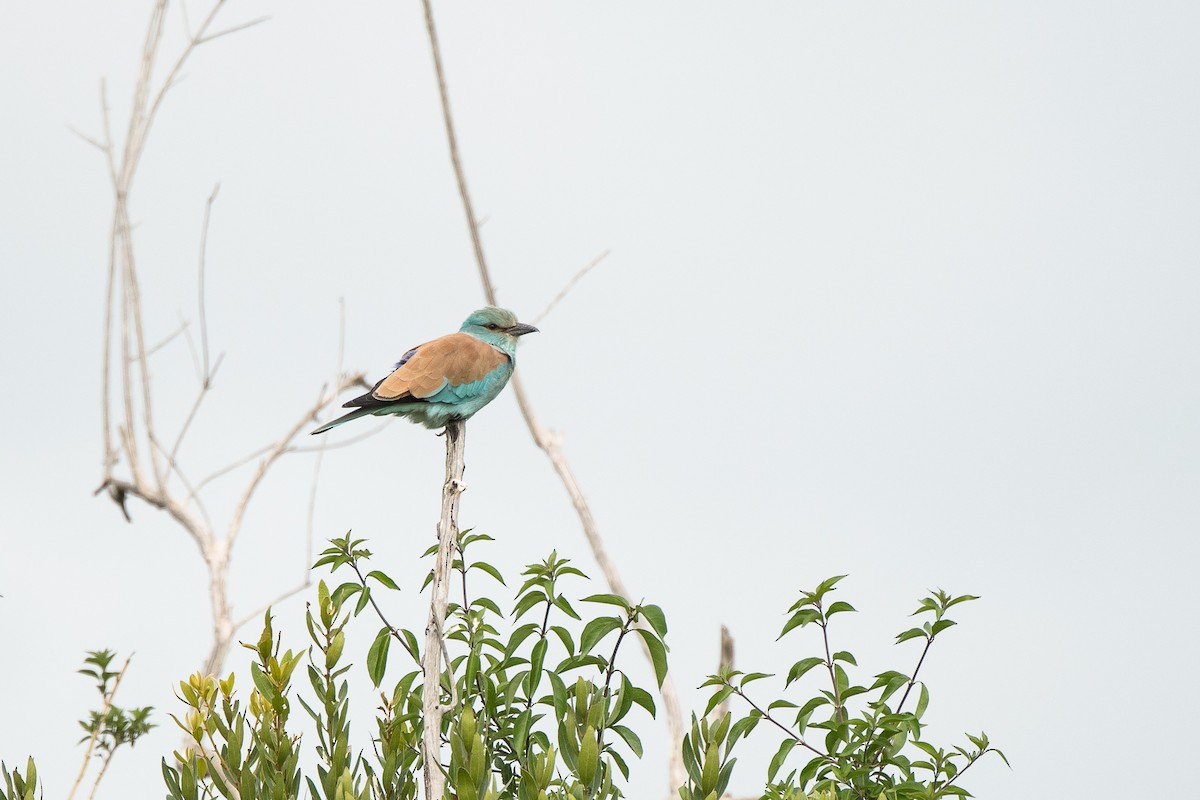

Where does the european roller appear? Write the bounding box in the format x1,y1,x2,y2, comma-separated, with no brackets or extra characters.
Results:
311,307,537,435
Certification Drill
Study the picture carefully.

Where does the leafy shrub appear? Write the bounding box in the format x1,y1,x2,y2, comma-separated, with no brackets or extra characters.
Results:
685,577,1007,800
163,532,667,800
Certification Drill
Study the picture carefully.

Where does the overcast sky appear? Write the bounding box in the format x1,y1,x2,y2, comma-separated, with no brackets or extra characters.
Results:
2,2,1199,798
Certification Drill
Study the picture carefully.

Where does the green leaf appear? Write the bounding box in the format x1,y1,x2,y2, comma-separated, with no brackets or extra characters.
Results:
366,570,400,590
832,650,857,666
249,662,276,702
581,593,631,611
636,628,669,687
611,724,643,758
814,574,848,597
786,657,825,687
896,627,927,644
825,601,856,617
931,619,957,636
767,738,798,783
527,637,548,698
549,625,576,656
640,604,668,637
703,686,735,718
779,609,821,639
367,627,391,687
739,672,773,687
579,616,622,654
469,561,506,585
946,593,981,609
628,686,656,718
915,683,930,718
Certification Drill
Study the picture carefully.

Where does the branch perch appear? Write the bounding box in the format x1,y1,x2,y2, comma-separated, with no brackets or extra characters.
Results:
422,418,466,800
418,3,686,792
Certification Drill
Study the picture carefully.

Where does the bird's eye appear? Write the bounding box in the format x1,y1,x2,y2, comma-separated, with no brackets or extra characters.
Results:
486,323,499,330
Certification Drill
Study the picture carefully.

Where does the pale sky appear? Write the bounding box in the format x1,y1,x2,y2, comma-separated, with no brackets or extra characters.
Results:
2,2,1199,798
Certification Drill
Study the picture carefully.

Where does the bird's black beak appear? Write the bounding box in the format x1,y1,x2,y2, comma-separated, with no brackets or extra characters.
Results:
506,323,539,337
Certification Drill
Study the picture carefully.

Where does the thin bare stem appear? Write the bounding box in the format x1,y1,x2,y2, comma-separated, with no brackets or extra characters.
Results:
197,15,270,45
141,320,190,358
733,687,834,764
420,0,491,294
87,749,117,800
225,374,365,553
198,184,219,381
532,250,610,326
67,654,133,800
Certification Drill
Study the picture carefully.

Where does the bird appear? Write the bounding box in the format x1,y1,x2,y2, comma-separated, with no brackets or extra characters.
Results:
311,306,537,435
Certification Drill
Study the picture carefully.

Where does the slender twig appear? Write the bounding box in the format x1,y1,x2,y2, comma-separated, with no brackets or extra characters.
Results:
732,687,834,764
67,654,133,800
417,4,686,791
819,611,846,725
140,320,190,358
87,749,117,800
895,636,935,715
225,375,365,553
197,14,270,45
197,184,219,381
346,558,417,662
532,250,610,326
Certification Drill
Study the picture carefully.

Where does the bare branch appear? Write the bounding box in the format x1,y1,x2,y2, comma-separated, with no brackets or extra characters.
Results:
418,4,686,792
68,125,108,152
420,0,493,298
196,15,270,45
198,184,219,381
532,249,610,326
225,373,366,553
141,319,190,358
231,581,310,632
422,419,466,800
169,353,225,471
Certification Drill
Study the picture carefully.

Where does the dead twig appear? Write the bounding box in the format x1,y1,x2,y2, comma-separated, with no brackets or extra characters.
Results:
533,250,610,326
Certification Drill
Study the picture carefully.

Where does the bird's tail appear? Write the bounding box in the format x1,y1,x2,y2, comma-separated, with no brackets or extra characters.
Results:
311,407,374,435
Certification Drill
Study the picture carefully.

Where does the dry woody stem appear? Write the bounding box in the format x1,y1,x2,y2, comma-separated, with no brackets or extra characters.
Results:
88,0,365,677
422,419,467,800
419,2,686,792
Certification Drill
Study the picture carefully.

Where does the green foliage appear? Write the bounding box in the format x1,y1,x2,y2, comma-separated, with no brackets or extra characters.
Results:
164,532,666,799
77,650,156,757
690,579,1007,800
0,758,40,800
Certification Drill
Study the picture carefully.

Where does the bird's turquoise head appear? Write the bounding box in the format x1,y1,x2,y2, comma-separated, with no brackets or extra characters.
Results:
460,306,538,353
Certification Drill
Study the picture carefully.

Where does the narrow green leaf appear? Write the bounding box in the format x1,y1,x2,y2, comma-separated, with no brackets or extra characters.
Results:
579,616,622,654
640,604,668,637
367,627,391,687
580,593,631,611
365,570,400,591
636,628,669,687
786,657,825,687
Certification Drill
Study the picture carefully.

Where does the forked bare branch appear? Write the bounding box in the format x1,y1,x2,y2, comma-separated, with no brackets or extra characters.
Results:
90,0,356,678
